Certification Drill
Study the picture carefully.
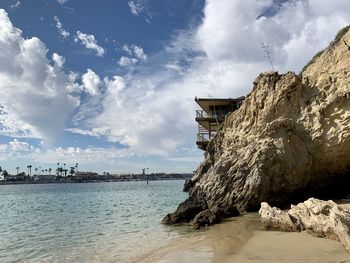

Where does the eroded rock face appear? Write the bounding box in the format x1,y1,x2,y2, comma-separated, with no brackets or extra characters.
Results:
259,198,350,253
163,26,350,226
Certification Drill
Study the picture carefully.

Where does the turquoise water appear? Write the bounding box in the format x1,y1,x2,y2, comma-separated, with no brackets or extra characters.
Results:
0,180,188,263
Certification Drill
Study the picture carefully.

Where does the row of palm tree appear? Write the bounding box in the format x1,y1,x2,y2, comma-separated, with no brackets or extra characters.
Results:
56,162,79,177
9,163,79,177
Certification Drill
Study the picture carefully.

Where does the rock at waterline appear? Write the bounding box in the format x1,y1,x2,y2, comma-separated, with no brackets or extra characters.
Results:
190,205,240,230
161,196,207,225
259,198,350,253
162,196,240,229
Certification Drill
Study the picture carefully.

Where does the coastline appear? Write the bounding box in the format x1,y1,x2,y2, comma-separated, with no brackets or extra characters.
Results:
142,201,350,263
0,177,190,185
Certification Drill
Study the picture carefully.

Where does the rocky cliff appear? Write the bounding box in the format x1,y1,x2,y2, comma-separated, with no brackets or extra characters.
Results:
163,25,350,228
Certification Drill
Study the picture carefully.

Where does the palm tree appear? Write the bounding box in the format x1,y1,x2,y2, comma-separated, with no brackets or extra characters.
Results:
75,163,78,172
27,165,32,177
48,168,52,175
57,167,64,176
69,167,75,177
16,167,19,175
34,167,38,176
2,170,9,180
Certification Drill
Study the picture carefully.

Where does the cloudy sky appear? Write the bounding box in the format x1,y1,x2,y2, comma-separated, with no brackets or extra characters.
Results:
0,0,348,174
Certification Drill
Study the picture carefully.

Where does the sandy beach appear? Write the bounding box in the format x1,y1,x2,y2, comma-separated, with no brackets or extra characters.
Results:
142,204,350,263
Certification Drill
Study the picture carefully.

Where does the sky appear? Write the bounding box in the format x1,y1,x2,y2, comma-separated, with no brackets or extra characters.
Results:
0,0,349,174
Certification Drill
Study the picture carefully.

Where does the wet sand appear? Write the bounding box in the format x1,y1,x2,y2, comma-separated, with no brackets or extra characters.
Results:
142,207,350,263
226,231,350,263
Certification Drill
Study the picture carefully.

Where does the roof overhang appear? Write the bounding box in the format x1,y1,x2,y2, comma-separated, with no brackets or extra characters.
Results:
195,97,244,112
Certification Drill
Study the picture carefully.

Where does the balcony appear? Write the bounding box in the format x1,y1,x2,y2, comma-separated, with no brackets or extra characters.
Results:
196,133,209,150
197,133,209,142
195,110,229,120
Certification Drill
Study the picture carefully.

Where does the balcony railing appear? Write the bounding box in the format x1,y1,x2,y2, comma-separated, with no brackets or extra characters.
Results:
196,132,217,142
196,110,229,119
197,133,209,142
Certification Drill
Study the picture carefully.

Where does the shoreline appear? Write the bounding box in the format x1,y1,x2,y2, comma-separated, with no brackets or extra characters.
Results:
142,201,350,263
0,178,187,186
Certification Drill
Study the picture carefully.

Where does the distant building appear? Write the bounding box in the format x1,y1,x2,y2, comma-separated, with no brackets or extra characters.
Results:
195,97,244,150
35,174,56,182
75,172,98,180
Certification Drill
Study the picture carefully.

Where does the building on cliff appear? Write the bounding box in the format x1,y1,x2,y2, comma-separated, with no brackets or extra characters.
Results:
195,97,244,150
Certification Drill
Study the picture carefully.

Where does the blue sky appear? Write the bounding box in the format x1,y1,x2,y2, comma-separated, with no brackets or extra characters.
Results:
0,0,348,174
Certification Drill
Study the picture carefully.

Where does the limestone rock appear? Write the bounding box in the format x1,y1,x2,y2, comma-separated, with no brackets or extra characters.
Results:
164,26,350,226
259,202,302,232
259,198,350,253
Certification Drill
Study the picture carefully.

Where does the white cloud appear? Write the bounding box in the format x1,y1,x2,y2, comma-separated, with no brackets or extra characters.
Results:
81,69,101,96
0,9,80,140
10,1,21,9
122,44,132,55
128,1,144,16
52,53,65,68
1,2,350,170
0,139,132,165
74,31,105,57
57,0,69,4
35,146,132,164
117,56,138,67
117,44,147,67
65,127,105,137
54,16,70,38
132,45,147,60
196,0,350,72
72,0,350,159
9,139,33,152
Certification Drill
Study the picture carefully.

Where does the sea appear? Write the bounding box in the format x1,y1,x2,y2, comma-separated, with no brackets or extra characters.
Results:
2,181,350,263
0,180,191,263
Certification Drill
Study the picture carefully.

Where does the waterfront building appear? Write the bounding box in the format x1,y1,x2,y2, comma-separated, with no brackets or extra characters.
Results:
74,172,98,181
34,174,56,182
195,97,244,150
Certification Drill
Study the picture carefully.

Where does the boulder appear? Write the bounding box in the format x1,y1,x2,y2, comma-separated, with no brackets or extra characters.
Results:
161,196,207,224
259,198,350,253
190,205,240,229
259,202,302,232
190,208,222,229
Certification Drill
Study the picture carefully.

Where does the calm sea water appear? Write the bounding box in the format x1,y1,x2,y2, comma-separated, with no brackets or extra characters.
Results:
0,180,188,263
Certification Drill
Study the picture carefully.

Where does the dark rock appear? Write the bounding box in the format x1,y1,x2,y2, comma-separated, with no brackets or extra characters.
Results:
183,179,193,192
220,205,240,217
161,196,207,225
190,205,241,229
190,207,222,229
